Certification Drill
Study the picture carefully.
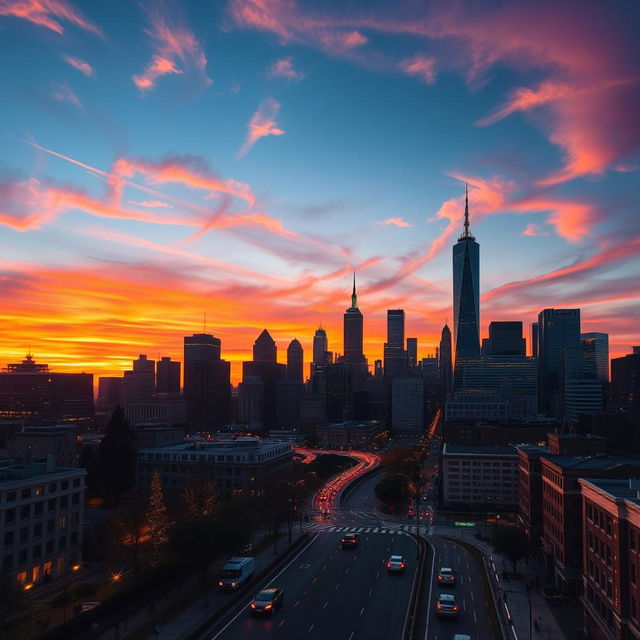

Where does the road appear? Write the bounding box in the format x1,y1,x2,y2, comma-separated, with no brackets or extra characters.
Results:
206,529,419,640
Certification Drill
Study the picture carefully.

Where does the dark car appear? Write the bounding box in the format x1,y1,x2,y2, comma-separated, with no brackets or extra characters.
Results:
341,533,359,548
250,588,284,615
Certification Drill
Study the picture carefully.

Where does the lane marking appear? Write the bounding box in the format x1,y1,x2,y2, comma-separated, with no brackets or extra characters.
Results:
294,600,300,608
207,534,318,640
323,601,328,609
334,583,340,591
368,588,373,596
278,619,285,627
349,633,354,640
360,607,365,616
309,624,314,632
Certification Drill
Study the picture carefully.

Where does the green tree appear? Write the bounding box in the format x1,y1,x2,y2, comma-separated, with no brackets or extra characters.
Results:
491,526,530,574
168,517,220,588
374,473,409,507
96,407,136,505
147,471,171,566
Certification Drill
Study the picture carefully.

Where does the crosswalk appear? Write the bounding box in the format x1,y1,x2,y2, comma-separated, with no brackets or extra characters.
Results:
304,523,426,535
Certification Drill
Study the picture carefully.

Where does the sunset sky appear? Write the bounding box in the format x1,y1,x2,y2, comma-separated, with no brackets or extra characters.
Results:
0,0,639,384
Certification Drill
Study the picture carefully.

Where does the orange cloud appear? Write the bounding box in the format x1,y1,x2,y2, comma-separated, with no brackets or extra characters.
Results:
61,54,93,77
0,0,102,35
128,199,173,208
133,0,211,93
237,97,285,158
268,56,304,81
399,55,436,84
374,217,412,228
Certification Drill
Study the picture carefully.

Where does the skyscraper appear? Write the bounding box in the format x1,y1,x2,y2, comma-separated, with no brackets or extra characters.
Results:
253,329,277,362
122,354,155,402
482,322,526,356
287,339,304,383
452,184,480,372
156,356,180,393
581,332,609,382
438,324,453,407
407,337,418,367
183,333,230,430
537,309,581,415
384,309,407,375
343,274,367,386
531,322,539,358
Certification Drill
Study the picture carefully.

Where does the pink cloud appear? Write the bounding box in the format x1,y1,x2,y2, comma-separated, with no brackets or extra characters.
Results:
399,55,436,84
133,0,212,93
521,223,549,237
268,56,304,81
237,97,285,158
61,54,93,77
317,30,367,52
50,82,83,108
0,0,102,35
374,217,412,228
127,199,173,208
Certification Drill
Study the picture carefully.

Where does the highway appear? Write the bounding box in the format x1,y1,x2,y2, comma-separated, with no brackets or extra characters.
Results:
207,529,418,640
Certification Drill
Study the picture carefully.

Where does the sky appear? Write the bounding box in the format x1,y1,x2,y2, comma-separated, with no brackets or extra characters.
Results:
0,0,639,384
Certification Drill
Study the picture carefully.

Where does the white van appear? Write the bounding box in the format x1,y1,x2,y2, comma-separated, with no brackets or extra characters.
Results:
217,557,256,590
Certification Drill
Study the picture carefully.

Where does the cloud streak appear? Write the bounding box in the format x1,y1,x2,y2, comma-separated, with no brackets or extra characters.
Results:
374,217,412,228
237,97,285,158
61,54,94,76
0,0,102,35
268,56,304,81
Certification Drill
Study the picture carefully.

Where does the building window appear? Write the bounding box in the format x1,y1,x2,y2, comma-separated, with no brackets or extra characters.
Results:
20,505,30,520
19,527,28,543
5,508,15,524
3,531,14,546
35,486,44,496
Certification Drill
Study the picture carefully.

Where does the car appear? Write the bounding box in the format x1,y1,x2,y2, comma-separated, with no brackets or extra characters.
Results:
341,533,359,548
437,567,456,585
386,555,406,573
452,635,471,640
79,602,100,613
321,510,330,519
436,593,458,617
218,557,256,590
250,588,284,615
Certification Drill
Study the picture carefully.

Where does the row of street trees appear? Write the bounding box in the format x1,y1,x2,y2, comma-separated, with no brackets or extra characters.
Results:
374,445,425,512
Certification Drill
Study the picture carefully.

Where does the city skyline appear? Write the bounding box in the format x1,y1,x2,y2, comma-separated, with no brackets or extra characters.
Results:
0,0,639,383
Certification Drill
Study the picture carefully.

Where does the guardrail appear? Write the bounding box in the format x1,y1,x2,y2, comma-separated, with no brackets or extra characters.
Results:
401,533,429,640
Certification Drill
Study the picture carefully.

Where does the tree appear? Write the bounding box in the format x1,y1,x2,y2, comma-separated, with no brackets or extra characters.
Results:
182,474,217,517
96,407,136,505
374,473,409,507
112,489,149,577
147,471,171,566
0,575,28,632
168,516,220,588
491,525,530,574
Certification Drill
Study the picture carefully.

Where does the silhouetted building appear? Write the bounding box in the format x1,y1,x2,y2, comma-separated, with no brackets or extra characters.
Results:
537,308,582,416
122,354,155,402
611,347,640,417
564,378,605,424
97,377,123,412
156,356,180,393
439,324,453,408
421,357,439,421
12,425,78,467
311,327,330,378
253,329,277,363
407,338,418,367
531,322,539,358
391,376,424,433
482,321,526,356
384,310,407,375
343,275,367,388
287,339,304,383
238,376,264,431
325,362,351,422
183,333,231,431
0,355,93,424
581,332,609,382
124,394,187,427
453,185,480,380
276,379,303,428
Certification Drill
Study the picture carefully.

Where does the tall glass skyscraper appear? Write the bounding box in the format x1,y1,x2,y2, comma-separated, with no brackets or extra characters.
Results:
581,332,609,382
384,309,407,375
453,185,480,371
343,275,367,387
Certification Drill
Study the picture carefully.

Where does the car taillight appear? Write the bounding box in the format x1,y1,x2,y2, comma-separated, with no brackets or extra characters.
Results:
251,603,256,609
452,605,458,611
219,581,223,586
232,582,237,587
387,562,391,568
436,603,442,609
400,563,405,568
265,604,273,610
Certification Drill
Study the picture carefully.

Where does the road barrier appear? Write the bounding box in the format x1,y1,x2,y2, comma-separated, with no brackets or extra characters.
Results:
401,533,430,640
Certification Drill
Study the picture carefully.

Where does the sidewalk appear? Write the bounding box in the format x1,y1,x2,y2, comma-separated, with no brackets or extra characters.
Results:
434,522,573,640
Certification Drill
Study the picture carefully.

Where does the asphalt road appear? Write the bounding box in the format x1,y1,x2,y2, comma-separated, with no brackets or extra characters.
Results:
207,530,419,640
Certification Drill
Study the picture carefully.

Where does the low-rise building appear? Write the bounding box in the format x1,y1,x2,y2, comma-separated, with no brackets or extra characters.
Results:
517,443,549,545
315,421,385,449
441,443,519,511
579,478,640,640
445,391,509,423
135,437,292,500
0,456,86,587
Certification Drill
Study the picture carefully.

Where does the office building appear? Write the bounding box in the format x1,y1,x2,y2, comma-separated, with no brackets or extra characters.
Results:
123,394,188,427
442,444,519,510
287,339,304,383
537,308,582,416
183,333,231,431
531,322,539,358
581,332,609,382
0,354,94,424
135,437,292,500
316,421,384,449
421,357,439,421
482,321,526,356
276,379,303,428
325,362,351,422
564,378,605,423
343,275,367,387
579,478,640,640
12,425,78,468
122,354,155,403
383,310,407,376
439,324,453,407
156,356,180,393
253,329,277,363
391,376,424,433
407,338,418,368
0,458,86,586
452,185,481,374
311,327,330,378
238,376,265,431
611,347,640,416
96,377,123,413
446,391,509,422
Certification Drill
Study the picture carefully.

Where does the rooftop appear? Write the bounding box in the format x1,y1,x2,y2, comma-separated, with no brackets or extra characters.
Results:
543,455,640,471
444,444,517,457
579,478,640,508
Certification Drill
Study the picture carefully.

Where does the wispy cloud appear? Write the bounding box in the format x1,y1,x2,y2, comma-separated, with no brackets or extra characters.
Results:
521,223,549,237
61,54,94,77
127,199,173,208
268,56,304,81
237,97,285,158
399,55,436,84
50,83,83,108
0,0,102,35
374,217,412,228
133,0,212,93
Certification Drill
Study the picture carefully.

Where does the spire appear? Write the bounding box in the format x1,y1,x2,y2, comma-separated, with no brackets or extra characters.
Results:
351,272,358,309
458,182,475,241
